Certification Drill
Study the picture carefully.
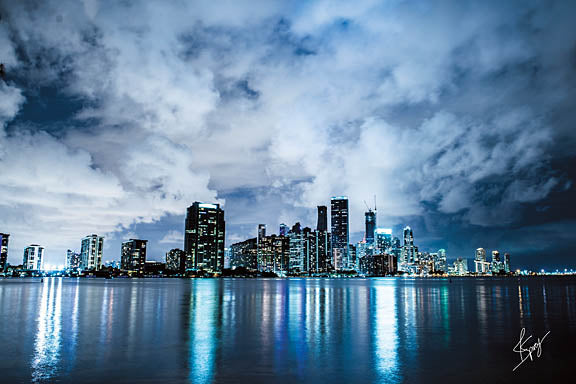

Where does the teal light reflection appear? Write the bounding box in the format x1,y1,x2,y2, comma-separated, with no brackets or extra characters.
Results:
373,281,399,381
32,278,63,382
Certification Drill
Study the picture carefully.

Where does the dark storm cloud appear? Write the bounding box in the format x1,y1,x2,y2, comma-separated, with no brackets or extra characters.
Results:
0,0,575,267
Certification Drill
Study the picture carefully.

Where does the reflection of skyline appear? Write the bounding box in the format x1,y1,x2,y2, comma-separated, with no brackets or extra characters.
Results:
32,278,62,382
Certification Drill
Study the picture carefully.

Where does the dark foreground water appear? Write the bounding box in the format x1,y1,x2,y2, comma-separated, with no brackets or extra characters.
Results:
0,277,575,383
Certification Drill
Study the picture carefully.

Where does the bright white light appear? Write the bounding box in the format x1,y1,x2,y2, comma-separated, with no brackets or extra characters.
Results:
375,228,392,235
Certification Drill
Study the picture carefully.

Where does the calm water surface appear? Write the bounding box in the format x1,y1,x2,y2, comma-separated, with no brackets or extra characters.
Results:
0,277,575,383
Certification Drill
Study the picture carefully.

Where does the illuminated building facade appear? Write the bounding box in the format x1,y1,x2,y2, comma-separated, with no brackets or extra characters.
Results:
184,202,225,272
121,239,148,274
23,244,44,270
166,248,186,272
230,238,257,269
80,234,104,271
66,249,81,270
0,233,9,271
331,196,349,270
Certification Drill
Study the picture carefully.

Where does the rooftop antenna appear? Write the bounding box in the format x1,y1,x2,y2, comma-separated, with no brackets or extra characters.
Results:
374,195,377,211
363,200,371,211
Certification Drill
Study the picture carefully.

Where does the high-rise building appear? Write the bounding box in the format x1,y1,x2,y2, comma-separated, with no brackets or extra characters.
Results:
375,228,392,253
491,250,503,274
166,248,186,273
80,234,104,271
365,209,376,244
399,226,417,271
453,258,468,275
258,224,266,242
230,238,258,269
0,233,9,271
279,223,289,236
474,248,490,274
23,245,44,271
184,202,225,273
317,206,328,232
288,223,306,273
308,229,330,274
257,234,289,274
66,249,81,270
121,239,148,274
331,196,349,270
504,253,511,273
436,249,447,273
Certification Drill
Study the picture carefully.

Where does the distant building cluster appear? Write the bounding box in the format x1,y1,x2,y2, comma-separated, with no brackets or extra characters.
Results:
0,198,519,278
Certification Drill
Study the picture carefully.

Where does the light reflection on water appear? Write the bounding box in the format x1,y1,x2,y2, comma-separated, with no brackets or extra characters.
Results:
0,277,574,383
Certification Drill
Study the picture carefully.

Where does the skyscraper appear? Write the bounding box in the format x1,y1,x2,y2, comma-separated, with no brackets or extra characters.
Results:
474,248,489,274
184,202,225,273
436,249,447,273
288,223,306,273
400,226,417,271
230,238,258,269
331,196,349,270
258,224,267,242
279,223,289,236
0,233,9,271
375,228,392,253
121,239,148,274
504,253,511,273
317,206,328,232
81,234,104,271
365,209,376,244
23,245,44,271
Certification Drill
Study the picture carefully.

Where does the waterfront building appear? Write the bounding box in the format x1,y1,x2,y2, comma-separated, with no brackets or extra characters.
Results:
0,233,9,271
375,228,392,254
230,238,258,270
23,244,44,271
166,248,186,272
504,253,511,273
257,234,290,274
184,202,225,273
365,209,376,245
66,249,81,270
436,249,447,273
279,223,289,236
331,196,349,271
308,229,330,274
474,248,490,274
349,243,357,270
80,234,104,271
317,206,328,232
453,258,468,275
491,250,504,274
121,239,148,274
399,226,418,271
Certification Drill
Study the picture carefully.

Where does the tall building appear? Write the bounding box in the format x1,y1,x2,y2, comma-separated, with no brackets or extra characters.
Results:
436,249,447,273
504,253,511,273
491,250,503,274
257,234,289,274
309,229,330,274
66,249,81,270
23,245,44,271
331,196,349,270
474,248,490,274
121,239,148,274
279,223,289,236
317,206,328,232
453,258,468,275
365,209,376,244
230,238,258,269
399,226,417,271
288,223,306,273
184,202,225,273
166,248,186,273
0,233,9,271
258,224,267,242
375,228,392,253
80,234,104,271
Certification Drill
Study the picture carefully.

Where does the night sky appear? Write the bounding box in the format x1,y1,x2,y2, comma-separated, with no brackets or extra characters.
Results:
1,0,575,270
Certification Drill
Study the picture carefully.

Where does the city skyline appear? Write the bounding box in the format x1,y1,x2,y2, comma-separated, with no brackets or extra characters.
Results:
1,1,576,271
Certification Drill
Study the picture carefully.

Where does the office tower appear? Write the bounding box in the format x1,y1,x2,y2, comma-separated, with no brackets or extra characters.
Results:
504,253,511,273
317,206,328,231
279,223,289,236
436,249,447,273
474,248,489,274
375,228,392,253
288,223,306,273
356,240,367,260
0,233,9,271
491,250,502,274
224,248,231,269
399,226,417,271
308,229,330,274
258,224,266,242
184,202,225,273
66,250,81,270
257,234,289,274
166,248,186,273
365,209,376,244
230,238,258,269
121,239,148,274
454,258,468,275
81,234,104,271
349,244,357,270
23,245,44,270
331,196,349,270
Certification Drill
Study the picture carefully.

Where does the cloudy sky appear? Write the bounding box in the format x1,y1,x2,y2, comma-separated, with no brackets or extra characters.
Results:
1,0,575,269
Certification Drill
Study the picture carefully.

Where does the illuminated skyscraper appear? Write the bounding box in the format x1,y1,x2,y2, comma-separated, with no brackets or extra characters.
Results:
331,196,349,270
258,224,266,242
375,228,392,253
436,249,447,273
474,248,490,274
121,239,148,274
0,233,9,271
365,209,376,244
230,238,258,269
66,249,81,270
504,253,511,273
279,223,289,236
23,244,44,271
184,202,225,273
81,234,104,271
288,222,306,273
399,226,417,271
317,206,328,232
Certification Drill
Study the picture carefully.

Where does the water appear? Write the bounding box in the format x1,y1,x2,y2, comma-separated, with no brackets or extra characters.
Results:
0,277,575,383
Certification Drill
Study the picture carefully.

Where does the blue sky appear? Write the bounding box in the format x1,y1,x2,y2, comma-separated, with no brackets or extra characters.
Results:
1,0,576,269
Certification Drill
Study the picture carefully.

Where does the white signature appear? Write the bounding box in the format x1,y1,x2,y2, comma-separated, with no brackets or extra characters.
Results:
512,327,550,372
